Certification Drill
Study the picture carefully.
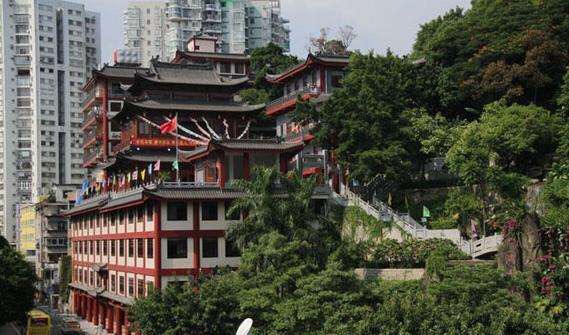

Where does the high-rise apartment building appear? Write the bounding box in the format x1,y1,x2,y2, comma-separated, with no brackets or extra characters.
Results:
247,0,289,51
123,2,167,66
0,0,101,243
122,0,289,65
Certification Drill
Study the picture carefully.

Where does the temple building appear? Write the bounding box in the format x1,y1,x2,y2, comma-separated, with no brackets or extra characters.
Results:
265,54,350,190
65,55,314,334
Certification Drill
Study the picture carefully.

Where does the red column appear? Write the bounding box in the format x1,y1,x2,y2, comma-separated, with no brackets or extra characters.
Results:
79,295,84,318
98,303,105,330
106,304,114,333
86,297,91,321
93,300,99,326
153,200,162,289
114,306,122,335
216,154,226,188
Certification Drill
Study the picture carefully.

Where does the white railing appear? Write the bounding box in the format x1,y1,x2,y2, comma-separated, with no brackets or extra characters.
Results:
342,188,503,258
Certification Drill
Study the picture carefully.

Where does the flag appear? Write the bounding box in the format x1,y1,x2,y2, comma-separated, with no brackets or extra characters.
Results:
422,206,431,218
159,116,177,134
172,160,179,171
141,169,146,181
148,163,153,176
127,173,131,183
154,160,161,172
132,169,138,181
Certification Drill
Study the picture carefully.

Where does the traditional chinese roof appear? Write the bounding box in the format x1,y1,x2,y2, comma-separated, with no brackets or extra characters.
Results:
180,138,304,162
83,64,148,91
111,99,265,122
63,194,108,216
147,188,247,200
130,59,249,90
266,53,349,84
173,50,250,63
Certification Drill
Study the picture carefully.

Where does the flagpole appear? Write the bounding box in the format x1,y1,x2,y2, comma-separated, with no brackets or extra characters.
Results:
175,111,180,184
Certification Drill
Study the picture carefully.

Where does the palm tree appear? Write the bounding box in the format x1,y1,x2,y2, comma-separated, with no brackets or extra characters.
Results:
227,167,319,249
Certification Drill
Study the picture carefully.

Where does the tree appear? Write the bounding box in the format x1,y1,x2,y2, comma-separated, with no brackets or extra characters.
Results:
59,255,72,304
294,52,431,186
444,103,562,238
412,0,569,113
239,43,300,105
308,26,357,56
0,236,36,326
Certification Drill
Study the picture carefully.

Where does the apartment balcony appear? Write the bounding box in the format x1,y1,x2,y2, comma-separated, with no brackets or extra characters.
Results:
13,55,32,67
203,16,222,23
266,86,321,116
204,4,221,12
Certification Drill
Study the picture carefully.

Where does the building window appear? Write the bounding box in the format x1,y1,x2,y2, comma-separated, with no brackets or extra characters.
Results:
167,238,187,259
167,202,187,221
103,240,108,256
111,274,116,292
137,279,145,297
224,200,240,220
202,238,218,258
119,276,125,294
128,278,134,296
128,209,135,223
147,239,153,259
119,239,125,257
146,203,154,220
137,206,144,222
128,239,134,258
111,240,116,256
220,62,231,74
201,202,218,221
225,238,240,258
235,63,245,74
137,238,144,258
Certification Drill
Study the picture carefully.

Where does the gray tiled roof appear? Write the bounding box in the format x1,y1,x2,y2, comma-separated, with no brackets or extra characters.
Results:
213,139,304,151
62,195,108,216
180,51,250,61
101,190,144,211
147,187,247,200
126,99,265,113
139,60,249,86
96,65,149,79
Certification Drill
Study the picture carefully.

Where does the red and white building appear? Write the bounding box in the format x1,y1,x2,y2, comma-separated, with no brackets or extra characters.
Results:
266,53,350,190
66,51,348,335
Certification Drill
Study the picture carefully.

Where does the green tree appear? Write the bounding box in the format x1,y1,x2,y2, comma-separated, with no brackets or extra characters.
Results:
239,43,300,105
295,52,430,185
0,236,36,326
413,0,569,112
59,255,72,304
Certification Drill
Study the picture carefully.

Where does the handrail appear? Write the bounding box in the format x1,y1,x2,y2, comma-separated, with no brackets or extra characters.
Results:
342,188,503,258
267,87,321,108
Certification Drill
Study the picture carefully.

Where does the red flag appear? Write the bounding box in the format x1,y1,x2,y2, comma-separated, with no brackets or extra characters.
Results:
160,116,177,134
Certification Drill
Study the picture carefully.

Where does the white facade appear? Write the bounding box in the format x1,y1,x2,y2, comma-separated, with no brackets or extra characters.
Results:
122,0,289,64
247,0,290,52
123,1,167,66
0,0,101,243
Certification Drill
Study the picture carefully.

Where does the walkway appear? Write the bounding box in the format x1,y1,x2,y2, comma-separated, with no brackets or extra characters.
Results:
341,189,502,258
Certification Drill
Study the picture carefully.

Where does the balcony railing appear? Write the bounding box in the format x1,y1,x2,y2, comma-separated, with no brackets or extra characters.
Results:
267,86,321,108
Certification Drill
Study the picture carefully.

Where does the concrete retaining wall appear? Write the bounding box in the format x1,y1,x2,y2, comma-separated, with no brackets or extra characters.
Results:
354,268,425,281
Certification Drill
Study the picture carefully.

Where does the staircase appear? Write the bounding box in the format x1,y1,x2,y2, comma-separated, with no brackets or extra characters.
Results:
340,189,502,258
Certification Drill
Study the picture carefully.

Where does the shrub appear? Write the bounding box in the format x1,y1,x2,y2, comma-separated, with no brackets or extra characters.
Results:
369,238,469,268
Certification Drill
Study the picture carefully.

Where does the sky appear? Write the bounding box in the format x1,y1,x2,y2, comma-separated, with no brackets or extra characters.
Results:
78,0,472,64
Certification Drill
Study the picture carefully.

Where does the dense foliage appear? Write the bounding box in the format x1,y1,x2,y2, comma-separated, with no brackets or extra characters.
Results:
129,1,569,333
369,238,470,268
239,43,300,105
412,0,569,112
0,236,36,326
